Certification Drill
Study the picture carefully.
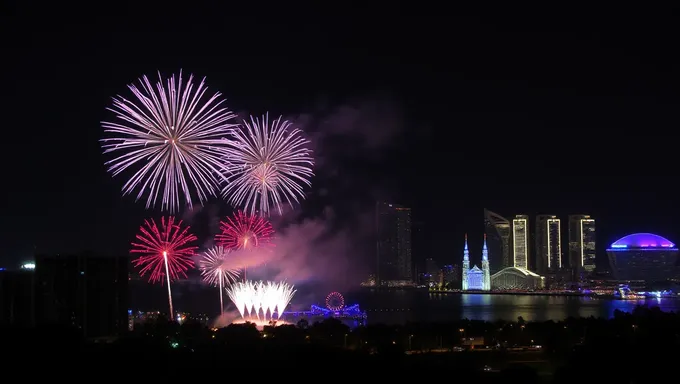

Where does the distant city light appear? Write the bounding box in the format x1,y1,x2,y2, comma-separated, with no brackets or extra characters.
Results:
21,263,35,270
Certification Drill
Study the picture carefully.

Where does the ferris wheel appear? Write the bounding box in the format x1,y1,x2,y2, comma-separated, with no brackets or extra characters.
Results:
325,291,345,311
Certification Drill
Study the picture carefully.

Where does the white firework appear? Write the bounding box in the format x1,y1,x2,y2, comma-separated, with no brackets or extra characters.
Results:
226,280,296,321
198,246,240,287
101,71,237,213
198,246,240,315
222,113,314,216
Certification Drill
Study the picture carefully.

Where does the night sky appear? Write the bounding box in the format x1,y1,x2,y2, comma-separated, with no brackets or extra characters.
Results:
4,3,680,271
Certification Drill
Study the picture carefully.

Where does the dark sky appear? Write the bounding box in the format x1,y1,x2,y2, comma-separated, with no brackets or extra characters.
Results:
3,3,680,270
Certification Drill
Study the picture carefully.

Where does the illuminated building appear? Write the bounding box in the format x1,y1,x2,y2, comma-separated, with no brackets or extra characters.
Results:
606,233,680,283
462,235,469,290
482,235,491,290
376,202,413,285
568,215,596,280
461,235,491,291
535,215,562,274
491,267,544,290
484,209,511,273
512,215,529,269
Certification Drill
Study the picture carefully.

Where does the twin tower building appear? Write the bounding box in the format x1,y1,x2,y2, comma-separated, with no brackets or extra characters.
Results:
462,234,491,291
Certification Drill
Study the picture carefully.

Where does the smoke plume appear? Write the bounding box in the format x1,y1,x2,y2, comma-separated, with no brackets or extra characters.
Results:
200,94,403,297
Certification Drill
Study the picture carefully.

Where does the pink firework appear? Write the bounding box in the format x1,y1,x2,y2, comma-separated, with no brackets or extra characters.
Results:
131,217,198,318
131,217,198,282
215,211,274,250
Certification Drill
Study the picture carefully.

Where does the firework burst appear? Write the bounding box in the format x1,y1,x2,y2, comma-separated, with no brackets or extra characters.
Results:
215,211,274,280
101,71,237,213
131,216,198,317
215,210,274,250
222,113,314,216
226,280,296,322
199,246,241,315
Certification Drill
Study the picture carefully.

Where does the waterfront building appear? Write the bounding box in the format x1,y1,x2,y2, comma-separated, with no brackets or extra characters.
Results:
461,235,491,291
606,233,679,283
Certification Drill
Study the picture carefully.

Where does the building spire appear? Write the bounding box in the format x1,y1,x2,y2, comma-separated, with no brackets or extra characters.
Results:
464,234,469,260
482,233,488,260
482,233,490,291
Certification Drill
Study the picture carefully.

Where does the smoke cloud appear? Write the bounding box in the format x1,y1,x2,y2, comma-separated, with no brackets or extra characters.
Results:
221,208,373,291
192,94,403,300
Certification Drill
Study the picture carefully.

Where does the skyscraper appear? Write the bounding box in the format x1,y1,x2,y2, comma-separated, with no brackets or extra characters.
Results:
484,209,511,273
512,215,530,269
568,215,596,278
535,215,562,275
376,202,412,285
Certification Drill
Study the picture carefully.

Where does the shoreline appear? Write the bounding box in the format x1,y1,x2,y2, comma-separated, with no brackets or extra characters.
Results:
428,290,585,297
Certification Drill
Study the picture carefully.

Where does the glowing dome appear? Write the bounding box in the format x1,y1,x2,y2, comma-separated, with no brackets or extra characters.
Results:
610,233,675,249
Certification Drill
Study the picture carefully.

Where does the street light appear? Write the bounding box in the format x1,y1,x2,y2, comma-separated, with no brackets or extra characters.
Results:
409,334,414,351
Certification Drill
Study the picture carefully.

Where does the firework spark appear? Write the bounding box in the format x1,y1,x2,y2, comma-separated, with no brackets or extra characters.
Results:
199,246,241,315
226,280,296,321
101,71,237,213
131,216,198,317
222,113,314,216
215,210,275,250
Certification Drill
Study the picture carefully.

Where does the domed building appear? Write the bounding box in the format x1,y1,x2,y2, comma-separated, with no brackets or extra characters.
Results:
606,233,679,282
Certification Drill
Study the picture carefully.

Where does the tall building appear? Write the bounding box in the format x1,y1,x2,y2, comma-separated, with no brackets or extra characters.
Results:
376,202,412,285
568,215,596,279
535,215,562,275
484,209,512,273
34,253,129,338
424,258,438,284
462,235,469,291
512,215,530,269
482,235,491,291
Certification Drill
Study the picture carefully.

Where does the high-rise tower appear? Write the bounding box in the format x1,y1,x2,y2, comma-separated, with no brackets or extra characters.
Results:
536,215,562,275
568,215,596,280
482,234,491,291
376,202,413,285
462,234,469,291
484,209,512,273
512,215,530,269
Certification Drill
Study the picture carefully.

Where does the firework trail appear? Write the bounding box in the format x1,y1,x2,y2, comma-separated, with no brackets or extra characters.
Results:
131,216,198,318
101,71,237,213
222,113,314,216
199,246,241,315
215,211,274,280
226,280,296,321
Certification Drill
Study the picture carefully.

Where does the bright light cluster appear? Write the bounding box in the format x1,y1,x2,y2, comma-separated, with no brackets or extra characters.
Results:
226,280,296,321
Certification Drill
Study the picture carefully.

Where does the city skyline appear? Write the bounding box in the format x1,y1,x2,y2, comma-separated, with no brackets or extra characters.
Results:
5,3,680,281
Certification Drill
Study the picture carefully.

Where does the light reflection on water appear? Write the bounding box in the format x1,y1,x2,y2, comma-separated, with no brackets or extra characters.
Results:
350,290,680,324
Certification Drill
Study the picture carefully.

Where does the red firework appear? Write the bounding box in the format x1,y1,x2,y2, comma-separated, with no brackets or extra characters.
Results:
215,211,274,250
131,216,198,284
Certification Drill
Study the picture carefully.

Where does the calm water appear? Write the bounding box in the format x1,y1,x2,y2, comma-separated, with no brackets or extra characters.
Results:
344,290,680,324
